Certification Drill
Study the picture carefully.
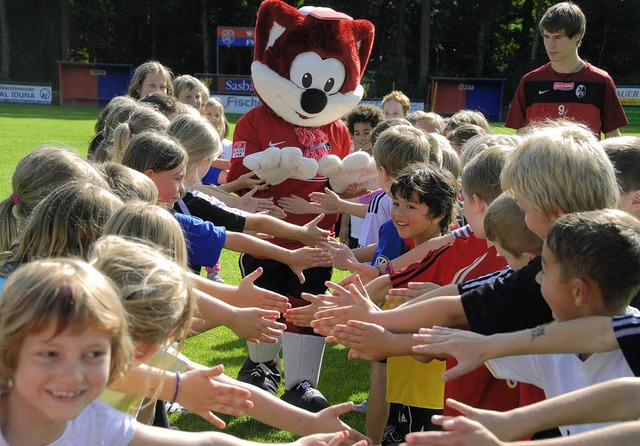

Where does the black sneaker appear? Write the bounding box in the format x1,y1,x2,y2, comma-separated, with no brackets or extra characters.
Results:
280,380,330,413
237,357,281,395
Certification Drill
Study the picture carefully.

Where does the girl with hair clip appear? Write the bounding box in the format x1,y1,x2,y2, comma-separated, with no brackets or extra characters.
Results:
0,181,122,291
0,257,363,446
116,131,331,285
110,107,171,163
0,146,107,252
128,60,174,100
92,234,367,442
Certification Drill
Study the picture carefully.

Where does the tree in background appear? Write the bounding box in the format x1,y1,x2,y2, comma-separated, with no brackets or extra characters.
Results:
0,0,637,102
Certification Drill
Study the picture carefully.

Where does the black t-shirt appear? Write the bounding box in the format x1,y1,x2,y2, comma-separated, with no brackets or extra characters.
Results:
174,191,246,233
461,257,553,335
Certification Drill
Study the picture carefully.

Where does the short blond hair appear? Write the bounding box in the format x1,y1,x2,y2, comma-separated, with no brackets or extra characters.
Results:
103,202,188,269
91,235,195,347
374,125,436,177
484,193,543,258
461,145,513,205
0,259,133,390
501,123,619,216
407,111,445,133
173,74,210,101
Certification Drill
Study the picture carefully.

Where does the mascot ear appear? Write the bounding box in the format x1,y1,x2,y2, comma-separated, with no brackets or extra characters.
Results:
351,20,375,79
254,0,302,63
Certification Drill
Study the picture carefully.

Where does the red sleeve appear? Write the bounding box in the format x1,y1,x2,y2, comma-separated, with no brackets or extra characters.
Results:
601,74,629,134
504,77,527,130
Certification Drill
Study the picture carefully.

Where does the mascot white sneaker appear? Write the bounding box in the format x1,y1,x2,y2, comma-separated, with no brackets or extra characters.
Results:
227,0,374,412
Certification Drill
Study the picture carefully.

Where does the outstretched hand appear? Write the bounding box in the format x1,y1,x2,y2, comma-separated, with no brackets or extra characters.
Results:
326,320,394,362
178,365,253,428
293,430,368,446
403,416,504,446
311,276,379,336
288,247,333,284
301,214,331,247
236,267,291,313
308,402,371,445
412,326,491,381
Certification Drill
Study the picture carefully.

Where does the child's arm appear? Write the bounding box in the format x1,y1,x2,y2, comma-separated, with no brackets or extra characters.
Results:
427,378,640,442
312,285,467,338
324,240,378,272
193,288,286,344
109,364,253,428
278,194,325,215
386,283,454,307
191,184,281,215
211,158,232,171
411,317,618,381
189,269,291,313
224,232,332,283
326,320,419,360
131,426,361,446
213,373,368,443
378,231,455,276
404,417,640,446
219,171,268,193
244,213,330,247
309,187,368,217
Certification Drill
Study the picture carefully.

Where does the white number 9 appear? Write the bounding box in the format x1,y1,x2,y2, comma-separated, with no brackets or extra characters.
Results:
558,104,565,116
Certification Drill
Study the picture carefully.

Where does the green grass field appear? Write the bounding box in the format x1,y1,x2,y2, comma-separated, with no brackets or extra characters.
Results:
1,102,639,439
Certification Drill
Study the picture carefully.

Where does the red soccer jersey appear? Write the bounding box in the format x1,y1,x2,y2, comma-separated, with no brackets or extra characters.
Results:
505,62,628,136
390,234,520,416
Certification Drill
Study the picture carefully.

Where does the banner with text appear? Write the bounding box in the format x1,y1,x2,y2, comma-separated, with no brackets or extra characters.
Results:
0,83,52,104
617,86,640,106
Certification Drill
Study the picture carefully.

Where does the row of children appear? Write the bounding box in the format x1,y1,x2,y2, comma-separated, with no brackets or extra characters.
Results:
301,114,640,446
0,55,385,442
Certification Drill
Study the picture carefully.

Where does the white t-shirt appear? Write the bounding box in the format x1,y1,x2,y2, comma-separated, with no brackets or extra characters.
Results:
220,139,233,160
358,193,392,247
486,308,639,437
0,401,136,446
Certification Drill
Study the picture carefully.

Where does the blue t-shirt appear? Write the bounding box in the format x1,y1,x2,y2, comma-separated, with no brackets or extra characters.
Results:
173,212,226,268
371,220,409,268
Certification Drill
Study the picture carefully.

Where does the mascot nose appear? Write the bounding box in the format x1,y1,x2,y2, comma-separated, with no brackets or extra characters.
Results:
300,89,327,115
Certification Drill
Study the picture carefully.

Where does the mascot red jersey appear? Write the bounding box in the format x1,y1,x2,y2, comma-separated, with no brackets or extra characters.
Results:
227,0,374,411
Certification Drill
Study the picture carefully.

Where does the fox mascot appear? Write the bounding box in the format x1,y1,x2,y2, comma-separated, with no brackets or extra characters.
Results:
227,0,374,411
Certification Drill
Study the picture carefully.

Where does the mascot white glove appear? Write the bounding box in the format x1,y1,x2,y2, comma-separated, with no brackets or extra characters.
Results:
243,146,319,186
317,151,379,193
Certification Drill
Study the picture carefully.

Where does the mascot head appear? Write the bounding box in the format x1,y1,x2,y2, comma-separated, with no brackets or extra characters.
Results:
252,0,375,128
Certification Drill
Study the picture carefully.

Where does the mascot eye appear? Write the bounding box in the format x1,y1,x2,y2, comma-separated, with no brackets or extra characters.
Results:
290,52,346,95
302,73,312,88
324,78,335,92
